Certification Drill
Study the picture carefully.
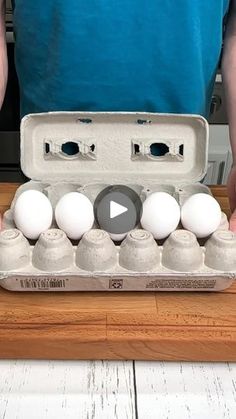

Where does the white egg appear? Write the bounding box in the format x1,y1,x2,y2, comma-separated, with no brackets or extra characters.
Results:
14,190,53,239
140,192,180,239
181,193,222,238
109,232,129,241
55,192,94,239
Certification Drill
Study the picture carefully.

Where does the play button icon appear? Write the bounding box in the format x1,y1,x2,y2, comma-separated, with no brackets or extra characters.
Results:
94,185,142,235
110,201,128,219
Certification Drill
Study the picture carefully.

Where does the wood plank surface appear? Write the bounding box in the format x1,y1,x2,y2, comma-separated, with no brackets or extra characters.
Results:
0,361,235,419
135,361,236,419
0,360,136,419
0,183,236,361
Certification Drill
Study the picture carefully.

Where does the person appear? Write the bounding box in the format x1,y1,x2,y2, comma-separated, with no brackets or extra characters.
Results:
0,0,235,229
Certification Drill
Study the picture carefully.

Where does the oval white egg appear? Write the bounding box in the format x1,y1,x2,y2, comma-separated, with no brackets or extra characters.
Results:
181,193,222,238
109,232,129,241
13,190,53,239
55,192,94,239
140,192,180,239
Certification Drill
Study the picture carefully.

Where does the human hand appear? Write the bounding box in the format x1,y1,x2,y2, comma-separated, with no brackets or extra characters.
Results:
227,165,236,232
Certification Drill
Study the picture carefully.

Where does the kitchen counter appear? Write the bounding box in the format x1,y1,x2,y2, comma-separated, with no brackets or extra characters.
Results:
0,359,236,419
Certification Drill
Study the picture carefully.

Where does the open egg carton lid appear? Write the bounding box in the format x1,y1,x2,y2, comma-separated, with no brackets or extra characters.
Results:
20,111,209,185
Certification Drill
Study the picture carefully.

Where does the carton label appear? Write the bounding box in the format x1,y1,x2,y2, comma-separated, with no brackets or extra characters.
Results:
19,277,67,290
0,274,232,292
109,279,124,289
145,278,217,289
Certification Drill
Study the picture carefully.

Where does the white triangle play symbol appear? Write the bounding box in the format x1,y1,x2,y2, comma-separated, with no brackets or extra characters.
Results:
110,201,128,219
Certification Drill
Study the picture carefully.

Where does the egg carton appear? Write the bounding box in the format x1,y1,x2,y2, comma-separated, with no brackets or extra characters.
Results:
0,224,235,292
1,111,235,292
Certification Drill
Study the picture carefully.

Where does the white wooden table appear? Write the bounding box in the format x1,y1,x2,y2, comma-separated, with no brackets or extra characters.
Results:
0,361,235,419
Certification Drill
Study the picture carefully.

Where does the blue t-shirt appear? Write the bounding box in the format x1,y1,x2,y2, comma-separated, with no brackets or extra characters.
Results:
13,0,230,118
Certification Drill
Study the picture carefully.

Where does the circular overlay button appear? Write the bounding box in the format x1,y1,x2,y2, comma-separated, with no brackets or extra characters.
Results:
94,185,143,235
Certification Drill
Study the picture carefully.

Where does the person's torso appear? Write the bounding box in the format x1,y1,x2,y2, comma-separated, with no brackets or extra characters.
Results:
12,0,230,117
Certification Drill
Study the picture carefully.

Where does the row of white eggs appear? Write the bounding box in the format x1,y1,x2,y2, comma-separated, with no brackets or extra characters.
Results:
13,189,222,240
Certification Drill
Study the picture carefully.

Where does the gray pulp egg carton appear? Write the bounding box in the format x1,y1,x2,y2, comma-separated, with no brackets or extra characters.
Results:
1,111,236,292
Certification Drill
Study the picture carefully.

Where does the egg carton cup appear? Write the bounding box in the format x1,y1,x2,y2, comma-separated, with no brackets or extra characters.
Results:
1,111,235,292
0,227,235,292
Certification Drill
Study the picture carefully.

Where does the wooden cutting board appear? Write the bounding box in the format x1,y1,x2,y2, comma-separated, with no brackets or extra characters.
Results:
0,183,235,361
